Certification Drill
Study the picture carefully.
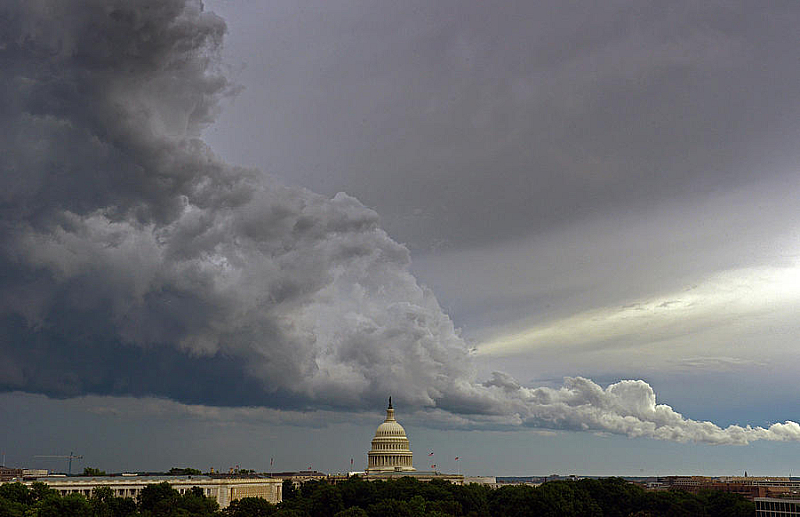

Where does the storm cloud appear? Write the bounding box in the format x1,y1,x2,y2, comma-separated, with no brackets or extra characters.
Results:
1,0,798,446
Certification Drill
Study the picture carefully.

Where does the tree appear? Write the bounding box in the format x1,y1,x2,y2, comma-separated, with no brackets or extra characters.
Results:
138,482,180,517
0,495,27,517
226,497,276,517
90,487,114,517
30,482,58,502
697,489,754,517
488,484,539,517
273,510,305,517
282,480,297,501
109,497,137,517
307,482,344,517
169,468,202,476
366,499,414,517
82,467,107,477
267,474,753,517
179,486,219,516
36,493,91,517
452,482,491,516
426,499,462,516
0,484,30,506
333,508,368,517
577,477,644,517
338,476,377,510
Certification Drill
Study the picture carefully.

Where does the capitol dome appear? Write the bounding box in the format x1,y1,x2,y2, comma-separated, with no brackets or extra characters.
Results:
366,398,415,472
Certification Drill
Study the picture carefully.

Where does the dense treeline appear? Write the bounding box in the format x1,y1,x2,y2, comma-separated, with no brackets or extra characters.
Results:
0,481,217,517
278,477,754,517
0,477,754,517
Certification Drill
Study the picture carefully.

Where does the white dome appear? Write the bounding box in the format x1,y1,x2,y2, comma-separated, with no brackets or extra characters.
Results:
366,399,415,472
375,420,407,437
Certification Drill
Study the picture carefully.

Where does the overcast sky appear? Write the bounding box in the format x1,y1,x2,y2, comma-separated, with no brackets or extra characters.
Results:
2,0,800,476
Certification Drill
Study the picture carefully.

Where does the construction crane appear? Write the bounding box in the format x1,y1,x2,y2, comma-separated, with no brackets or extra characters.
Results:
34,451,83,475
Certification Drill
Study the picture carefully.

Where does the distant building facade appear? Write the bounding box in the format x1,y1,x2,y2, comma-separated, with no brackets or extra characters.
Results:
755,497,800,516
18,476,282,508
665,476,800,500
269,471,327,488
0,467,23,482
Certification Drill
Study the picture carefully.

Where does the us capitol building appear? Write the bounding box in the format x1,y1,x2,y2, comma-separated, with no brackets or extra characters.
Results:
366,397,415,473
361,398,463,484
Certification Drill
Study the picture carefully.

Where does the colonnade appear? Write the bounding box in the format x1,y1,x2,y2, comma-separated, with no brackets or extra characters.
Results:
369,454,413,468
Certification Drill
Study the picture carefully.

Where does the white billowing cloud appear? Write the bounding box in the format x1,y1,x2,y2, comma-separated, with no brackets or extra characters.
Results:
1,0,799,446
498,376,800,445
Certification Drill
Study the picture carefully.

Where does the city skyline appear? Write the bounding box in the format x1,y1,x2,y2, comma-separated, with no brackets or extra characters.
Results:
2,0,800,476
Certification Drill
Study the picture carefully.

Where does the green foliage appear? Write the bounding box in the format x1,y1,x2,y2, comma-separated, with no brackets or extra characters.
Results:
139,481,180,516
282,480,297,501
0,484,31,506
0,479,225,517
37,493,92,517
426,498,462,516
272,509,305,517
138,482,219,517
30,481,59,502
696,489,755,517
576,477,644,517
365,498,414,517
276,476,754,517
90,487,115,517
0,476,755,517
0,484,28,517
307,482,344,517
180,486,220,516
88,486,136,517
225,497,276,517
0,498,26,517
333,508,368,517
83,467,108,477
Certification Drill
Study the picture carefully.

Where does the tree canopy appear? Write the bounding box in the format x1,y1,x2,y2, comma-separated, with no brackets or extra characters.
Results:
0,477,754,517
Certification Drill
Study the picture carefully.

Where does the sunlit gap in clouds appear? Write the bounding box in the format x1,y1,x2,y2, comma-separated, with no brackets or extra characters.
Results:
476,259,800,359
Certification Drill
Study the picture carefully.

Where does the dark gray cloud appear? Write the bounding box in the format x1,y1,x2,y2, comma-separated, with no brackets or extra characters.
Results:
205,0,800,252
2,0,799,446
0,0,474,412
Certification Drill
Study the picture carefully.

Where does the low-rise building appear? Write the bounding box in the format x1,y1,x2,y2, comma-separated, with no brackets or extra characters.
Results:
269,471,328,488
755,497,800,516
665,475,800,501
0,467,23,482
19,475,282,508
